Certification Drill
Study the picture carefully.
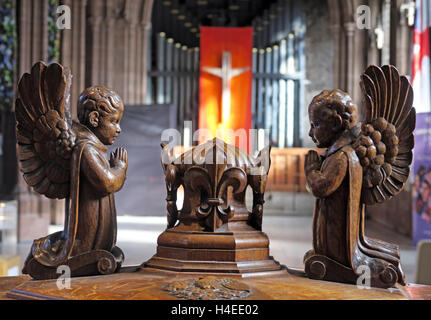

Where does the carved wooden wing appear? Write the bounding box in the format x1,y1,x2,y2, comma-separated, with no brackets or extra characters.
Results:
355,65,416,205
15,62,76,199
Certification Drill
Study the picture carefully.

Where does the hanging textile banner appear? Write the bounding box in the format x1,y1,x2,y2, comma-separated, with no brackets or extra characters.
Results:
412,112,431,245
412,0,431,113
199,26,253,151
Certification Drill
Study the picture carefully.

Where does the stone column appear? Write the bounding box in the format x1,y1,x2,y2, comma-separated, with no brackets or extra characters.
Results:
123,20,131,103
128,24,139,104
18,0,32,76
327,0,370,103
86,0,104,86
367,0,380,67
329,24,341,89
121,0,154,105
31,0,48,64
82,0,153,105
395,0,413,75
348,2,368,105
16,0,51,241
124,0,141,105
136,26,143,104
381,0,391,65
113,17,128,101
60,0,87,119
141,0,154,104
327,0,342,89
344,22,357,98
18,0,48,74
105,1,118,90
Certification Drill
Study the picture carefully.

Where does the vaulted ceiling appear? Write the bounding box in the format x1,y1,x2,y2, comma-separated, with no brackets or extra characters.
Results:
152,0,278,47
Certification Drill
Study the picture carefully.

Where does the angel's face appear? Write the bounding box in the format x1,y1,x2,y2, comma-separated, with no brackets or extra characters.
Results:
308,105,339,148
91,109,123,145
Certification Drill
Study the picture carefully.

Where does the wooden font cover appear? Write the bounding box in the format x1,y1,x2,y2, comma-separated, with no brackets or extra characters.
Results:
144,138,283,275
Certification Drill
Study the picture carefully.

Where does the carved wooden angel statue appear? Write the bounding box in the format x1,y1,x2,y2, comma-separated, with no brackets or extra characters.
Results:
15,62,128,280
303,65,415,289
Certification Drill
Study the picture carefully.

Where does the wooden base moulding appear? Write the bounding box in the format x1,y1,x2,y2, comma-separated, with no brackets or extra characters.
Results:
144,226,284,276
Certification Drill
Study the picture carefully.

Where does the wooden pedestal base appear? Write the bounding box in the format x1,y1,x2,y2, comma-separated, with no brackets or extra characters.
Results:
143,226,283,276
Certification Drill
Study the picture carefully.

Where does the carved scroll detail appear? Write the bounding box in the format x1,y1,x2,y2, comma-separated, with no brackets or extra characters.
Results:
165,164,181,229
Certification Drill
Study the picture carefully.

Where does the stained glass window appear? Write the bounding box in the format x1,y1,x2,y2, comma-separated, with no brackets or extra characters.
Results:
0,0,16,112
48,0,60,63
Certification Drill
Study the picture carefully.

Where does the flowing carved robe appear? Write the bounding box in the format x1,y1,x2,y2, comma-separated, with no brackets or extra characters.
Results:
308,130,405,284
24,122,125,269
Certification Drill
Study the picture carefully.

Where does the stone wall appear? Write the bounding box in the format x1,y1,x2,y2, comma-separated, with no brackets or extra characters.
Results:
302,0,334,148
11,0,154,240
301,0,415,235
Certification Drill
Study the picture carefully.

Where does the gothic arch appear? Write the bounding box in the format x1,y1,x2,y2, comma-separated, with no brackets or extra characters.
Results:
326,0,413,103
326,0,369,103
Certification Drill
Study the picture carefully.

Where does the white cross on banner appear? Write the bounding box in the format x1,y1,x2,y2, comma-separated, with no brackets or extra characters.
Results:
203,51,249,124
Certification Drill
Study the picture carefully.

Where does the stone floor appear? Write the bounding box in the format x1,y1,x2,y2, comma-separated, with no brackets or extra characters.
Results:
4,215,417,284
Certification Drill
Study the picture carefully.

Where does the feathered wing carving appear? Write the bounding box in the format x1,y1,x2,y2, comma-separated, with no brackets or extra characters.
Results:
15,62,76,199
355,65,415,205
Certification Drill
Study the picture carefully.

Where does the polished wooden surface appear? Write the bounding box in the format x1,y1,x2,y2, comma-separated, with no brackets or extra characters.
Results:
3,268,431,300
400,283,431,300
0,276,31,300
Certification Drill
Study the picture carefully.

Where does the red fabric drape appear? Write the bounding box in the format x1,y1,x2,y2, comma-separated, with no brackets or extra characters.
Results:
199,27,253,151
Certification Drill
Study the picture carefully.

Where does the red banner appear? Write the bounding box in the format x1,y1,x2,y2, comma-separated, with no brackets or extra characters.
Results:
199,27,253,151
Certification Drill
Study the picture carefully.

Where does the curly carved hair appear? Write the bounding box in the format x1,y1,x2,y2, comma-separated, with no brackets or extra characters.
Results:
309,89,358,130
77,86,124,125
